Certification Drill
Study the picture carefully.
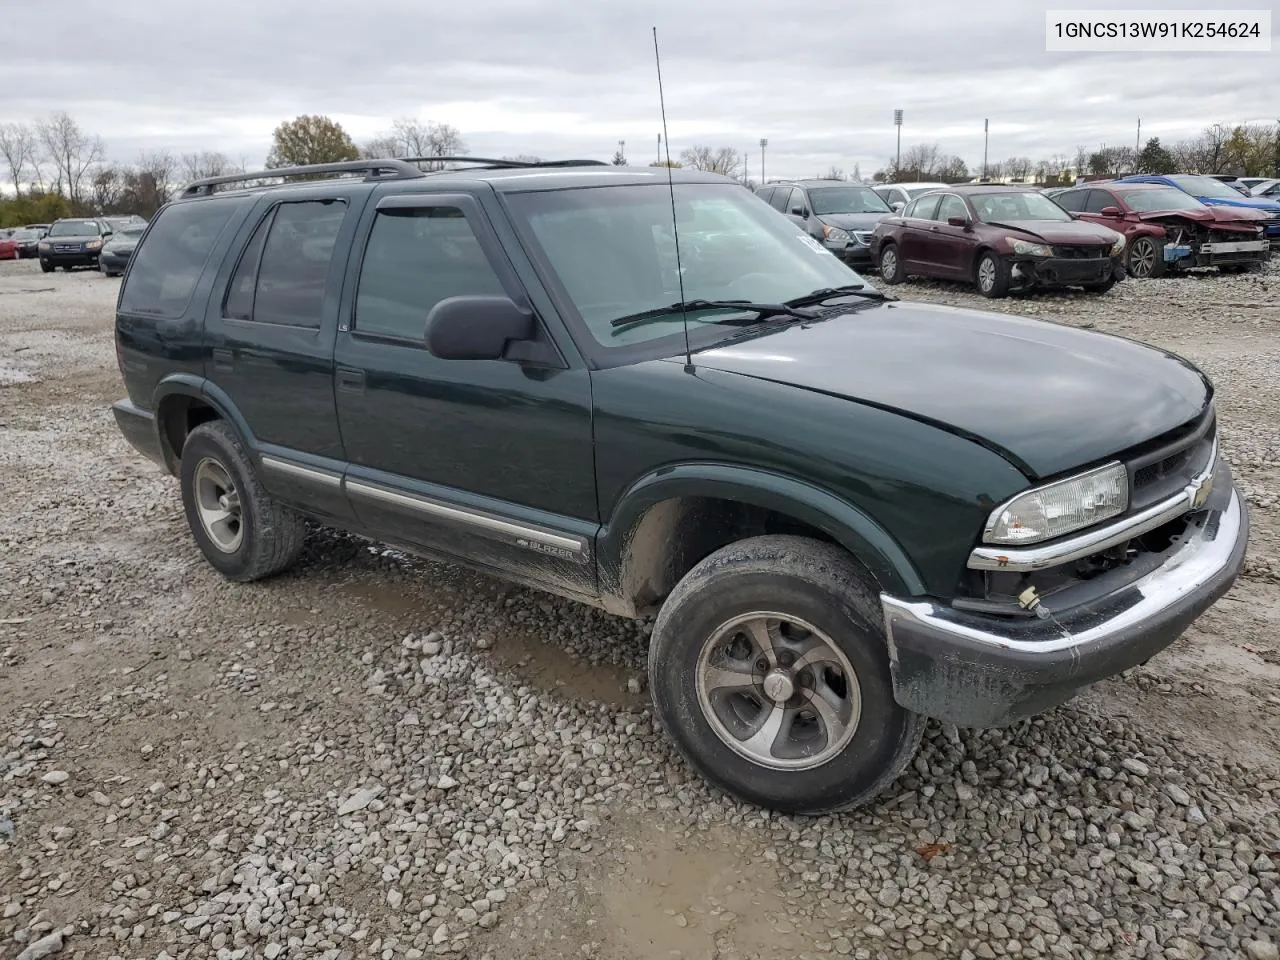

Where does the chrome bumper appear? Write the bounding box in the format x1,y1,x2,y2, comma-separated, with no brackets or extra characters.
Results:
879,468,1247,727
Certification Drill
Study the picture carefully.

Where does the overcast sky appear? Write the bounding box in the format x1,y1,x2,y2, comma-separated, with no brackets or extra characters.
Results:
5,0,1277,181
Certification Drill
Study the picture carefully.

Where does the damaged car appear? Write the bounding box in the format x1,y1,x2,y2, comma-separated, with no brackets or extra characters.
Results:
872,184,1126,297
1052,182,1270,277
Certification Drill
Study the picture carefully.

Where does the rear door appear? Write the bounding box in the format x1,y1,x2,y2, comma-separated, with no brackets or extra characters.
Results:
202,185,368,522
331,189,598,599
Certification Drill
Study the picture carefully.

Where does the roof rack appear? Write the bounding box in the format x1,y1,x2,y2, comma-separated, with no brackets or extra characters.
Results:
179,159,425,197
396,156,610,170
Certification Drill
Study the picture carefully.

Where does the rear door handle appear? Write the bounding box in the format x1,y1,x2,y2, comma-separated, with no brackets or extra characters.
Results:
337,367,365,393
212,348,233,372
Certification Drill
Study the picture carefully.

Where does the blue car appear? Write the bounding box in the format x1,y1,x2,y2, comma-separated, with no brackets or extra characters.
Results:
1115,174,1280,238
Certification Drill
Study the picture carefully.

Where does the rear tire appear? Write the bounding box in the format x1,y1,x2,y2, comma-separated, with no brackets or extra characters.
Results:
648,535,924,815
975,251,1010,298
179,421,306,582
878,243,905,284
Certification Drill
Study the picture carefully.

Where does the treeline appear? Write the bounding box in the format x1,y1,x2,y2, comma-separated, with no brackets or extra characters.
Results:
874,122,1280,186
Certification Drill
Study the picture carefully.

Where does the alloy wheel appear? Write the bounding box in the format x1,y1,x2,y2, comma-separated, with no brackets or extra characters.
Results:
193,457,244,553
694,612,862,771
977,257,996,292
1129,238,1157,278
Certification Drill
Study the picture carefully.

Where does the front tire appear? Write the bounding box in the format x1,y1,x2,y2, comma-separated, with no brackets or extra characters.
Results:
40,259,54,273
179,421,306,582
1126,236,1165,279
648,535,924,814
878,243,905,284
975,251,1010,298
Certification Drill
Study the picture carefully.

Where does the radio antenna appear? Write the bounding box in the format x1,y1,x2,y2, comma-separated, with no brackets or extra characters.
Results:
652,26,693,372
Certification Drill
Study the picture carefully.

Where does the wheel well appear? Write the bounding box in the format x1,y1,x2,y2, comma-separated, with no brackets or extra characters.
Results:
158,394,220,468
619,496,850,617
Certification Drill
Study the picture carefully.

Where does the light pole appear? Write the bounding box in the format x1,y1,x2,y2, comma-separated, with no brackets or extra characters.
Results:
657,133,662,165
759,138,768,184
982,118,989,180
894,109,903,175
618,139,625,162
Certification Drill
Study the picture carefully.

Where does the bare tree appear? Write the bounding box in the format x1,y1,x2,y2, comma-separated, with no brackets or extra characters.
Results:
362,118,468,170
679,145,741,177
90,166,125,211
0,122,39,195
501,154,545,164
1073,145,1089,180
180,151,234,183
1004,156,1033,181
820,165,846,180
898,143,943,180
37,112,105,202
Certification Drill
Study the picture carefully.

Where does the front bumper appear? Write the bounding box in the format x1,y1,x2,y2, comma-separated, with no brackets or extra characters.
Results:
40,249,100,267
99,249,133,272
880,464,1247,728
824,237,874,265
1012,255,1123,288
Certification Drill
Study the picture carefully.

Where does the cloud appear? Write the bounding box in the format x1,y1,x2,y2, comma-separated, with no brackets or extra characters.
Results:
3,0,1276,179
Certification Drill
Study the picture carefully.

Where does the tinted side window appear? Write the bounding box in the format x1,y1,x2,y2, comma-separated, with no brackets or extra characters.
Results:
355,207,505,341
1083,190,1114,213
936,195,967,221
910,194,940,220
1053,190,1086,212
251,200,346,328
755,187,776,206
119,198,240,317
768,188,791,213
223,210,273,321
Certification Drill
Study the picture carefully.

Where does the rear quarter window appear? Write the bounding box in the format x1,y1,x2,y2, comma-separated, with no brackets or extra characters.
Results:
119,197,242,317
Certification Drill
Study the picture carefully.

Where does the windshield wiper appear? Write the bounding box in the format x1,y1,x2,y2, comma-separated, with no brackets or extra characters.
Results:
785,284,896,306
609,299,814,331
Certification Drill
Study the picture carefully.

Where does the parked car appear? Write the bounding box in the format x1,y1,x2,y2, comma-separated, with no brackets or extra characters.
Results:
871,184,1127,297
1052,182,1271,277
105,214,148,231
1244,178,1280,199
872,182,949,212
1235,176,1276,195
98,223,148,277
37,217,113,272
111,157,1245,814
6,227,46,259
1114,174,1280,238
0,234,18,260
754,179,893,268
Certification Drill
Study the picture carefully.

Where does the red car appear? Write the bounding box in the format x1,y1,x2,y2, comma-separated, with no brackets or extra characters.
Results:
0,234,20,261
871,184,1126,298
1050,182,1270,278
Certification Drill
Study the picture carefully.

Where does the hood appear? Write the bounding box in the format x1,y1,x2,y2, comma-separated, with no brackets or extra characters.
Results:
989,219,1120,244
818,212,890,231
1209,205,1270,223
692,301,1209,479
1199,195,1280,212
1135,206,1214,224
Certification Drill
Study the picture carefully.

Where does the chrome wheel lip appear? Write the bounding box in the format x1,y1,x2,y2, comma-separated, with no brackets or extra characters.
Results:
193,457,243,554
1130,238,1156,278
694,611,862,772
977,257,996,291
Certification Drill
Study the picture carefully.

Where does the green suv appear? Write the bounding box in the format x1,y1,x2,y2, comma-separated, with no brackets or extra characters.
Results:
111,157,1247,814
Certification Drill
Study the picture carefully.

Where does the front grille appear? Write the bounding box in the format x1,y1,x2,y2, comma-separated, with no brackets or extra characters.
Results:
853,231,873,245
54,243,79,252
1127,410,1216,511
1051,244,1108,259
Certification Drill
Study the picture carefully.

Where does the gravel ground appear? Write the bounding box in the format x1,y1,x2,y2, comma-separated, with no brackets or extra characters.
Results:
1,258,1278,960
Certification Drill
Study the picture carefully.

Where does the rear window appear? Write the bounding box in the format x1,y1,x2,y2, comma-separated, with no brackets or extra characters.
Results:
120,198,241,317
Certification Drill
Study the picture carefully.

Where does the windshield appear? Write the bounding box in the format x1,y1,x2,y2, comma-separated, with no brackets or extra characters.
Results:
507,183,872,350
1122,188,1205,213
48,220,100,237
10,229,39,241
972,192,1072,223
808,186,891,215
1169,175,1251,200
111,225,146,240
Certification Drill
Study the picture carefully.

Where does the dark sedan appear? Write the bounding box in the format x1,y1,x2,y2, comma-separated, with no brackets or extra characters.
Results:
98,223,147,277
37,218,112,272
8,227,46,259
872,185,1127,297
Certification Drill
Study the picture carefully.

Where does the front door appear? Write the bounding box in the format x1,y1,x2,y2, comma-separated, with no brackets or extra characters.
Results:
332,190,598,600
897,194,940,270
928,194,980,277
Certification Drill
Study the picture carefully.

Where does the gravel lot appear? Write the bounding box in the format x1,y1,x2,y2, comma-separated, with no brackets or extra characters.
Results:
1,258,1278,960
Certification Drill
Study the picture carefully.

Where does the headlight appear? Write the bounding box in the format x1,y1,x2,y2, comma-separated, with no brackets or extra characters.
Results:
983,462,1129,545
38,241,50,251
822,224,852,244
1011,239,1052,257
86,239,102,250
1111,235,1126,255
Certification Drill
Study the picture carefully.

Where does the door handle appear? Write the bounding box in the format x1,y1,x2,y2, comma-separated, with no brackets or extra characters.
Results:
212,348,233,372
336,367,365,393
930,226,940,232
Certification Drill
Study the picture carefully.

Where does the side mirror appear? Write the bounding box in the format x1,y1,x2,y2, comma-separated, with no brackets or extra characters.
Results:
1099,206,1123,218
790,206,806,218
947,216,971,228
425,295,536,361
891,201,905,212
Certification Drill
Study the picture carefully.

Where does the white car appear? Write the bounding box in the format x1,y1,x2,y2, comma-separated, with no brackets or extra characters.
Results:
872,181,949,213
1243,177,1280,199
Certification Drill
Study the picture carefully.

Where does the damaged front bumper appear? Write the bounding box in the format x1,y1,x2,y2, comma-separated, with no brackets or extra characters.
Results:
1010,255,1124,289
879,459,1247,728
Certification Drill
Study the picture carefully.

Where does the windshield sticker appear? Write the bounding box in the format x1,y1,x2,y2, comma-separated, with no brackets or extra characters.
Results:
798,234,832,255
